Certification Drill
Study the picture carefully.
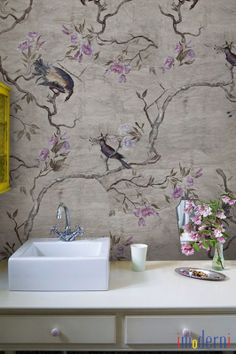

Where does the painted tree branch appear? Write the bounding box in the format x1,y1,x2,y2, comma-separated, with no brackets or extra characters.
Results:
6,210,24,245
148,80,233,153
98,34,157,48
93,0,133,36
0,0,34,36
10,155,39,178
216,168,232,194
159,1,203,44
108,173,173,191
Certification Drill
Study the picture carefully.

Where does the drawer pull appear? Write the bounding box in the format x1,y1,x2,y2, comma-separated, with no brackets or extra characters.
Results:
182,328,191,337
50,327,61,337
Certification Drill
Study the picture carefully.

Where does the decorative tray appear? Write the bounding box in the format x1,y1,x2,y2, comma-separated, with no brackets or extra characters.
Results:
175,267,226,281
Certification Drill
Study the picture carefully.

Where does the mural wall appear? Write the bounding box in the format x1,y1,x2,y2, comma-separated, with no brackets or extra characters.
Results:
0,0,236,261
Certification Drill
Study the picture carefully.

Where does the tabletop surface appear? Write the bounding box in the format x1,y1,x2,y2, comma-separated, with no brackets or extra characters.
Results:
0,260,235,311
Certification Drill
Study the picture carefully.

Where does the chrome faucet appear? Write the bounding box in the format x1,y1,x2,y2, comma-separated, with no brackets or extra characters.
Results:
51,202,84,241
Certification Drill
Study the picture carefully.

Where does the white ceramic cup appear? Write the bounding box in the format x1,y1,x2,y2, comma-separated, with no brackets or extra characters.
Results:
130,243,148,272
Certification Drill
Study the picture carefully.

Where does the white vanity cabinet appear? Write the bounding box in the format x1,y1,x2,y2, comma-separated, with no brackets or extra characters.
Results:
0,260,236,352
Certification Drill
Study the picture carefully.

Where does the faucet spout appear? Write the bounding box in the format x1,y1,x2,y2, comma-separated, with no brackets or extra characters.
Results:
56,202,71,233
51,203,84,241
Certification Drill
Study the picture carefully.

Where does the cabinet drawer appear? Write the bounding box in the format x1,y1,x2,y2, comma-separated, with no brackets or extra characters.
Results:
125,315,235,345
0,315,116,344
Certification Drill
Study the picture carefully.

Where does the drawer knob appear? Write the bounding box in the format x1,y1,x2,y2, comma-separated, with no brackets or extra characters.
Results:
51,327,61,337
182,328,191,337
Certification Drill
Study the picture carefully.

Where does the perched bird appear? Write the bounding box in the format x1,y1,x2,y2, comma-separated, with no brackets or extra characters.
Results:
33,59,74,101
99,137,131,169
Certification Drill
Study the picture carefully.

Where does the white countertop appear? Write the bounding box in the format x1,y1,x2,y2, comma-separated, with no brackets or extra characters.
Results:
0,260,236,311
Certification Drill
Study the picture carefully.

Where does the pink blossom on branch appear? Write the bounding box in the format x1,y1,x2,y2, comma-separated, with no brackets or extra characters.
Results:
81,42,93,56
133,205,158,226
162,56,174,71
172,186,183,199
18,40,31,52
106,61,131,83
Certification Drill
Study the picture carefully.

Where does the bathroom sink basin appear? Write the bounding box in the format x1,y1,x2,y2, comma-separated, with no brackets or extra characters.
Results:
8,237,110,291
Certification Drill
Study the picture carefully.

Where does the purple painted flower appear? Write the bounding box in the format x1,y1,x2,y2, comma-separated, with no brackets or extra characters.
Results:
122,136,136,149
141,206,157,217
172,186,183,199
60,140,71,154
119,123,132,135
175,42,183,54
18,40,31,52
163,56,174,71
134,205,158,226
39,148,49,161
138,217,146,226
70,33,78,45
186,176,194,187
28,31,39,39
49,134,59,147
181,243,194,256
118,74,127,83
107,61,131,82
110,62,124,74
81,42,93,56
74,50,83,62
186,49,196,60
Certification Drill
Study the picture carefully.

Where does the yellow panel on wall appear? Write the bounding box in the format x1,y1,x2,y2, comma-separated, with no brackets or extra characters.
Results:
0,82,10,194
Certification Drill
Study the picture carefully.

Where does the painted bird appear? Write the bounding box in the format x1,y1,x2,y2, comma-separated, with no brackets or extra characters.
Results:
33,59,74,101
99,137,131,169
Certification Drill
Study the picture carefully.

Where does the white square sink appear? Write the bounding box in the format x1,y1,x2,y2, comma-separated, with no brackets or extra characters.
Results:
8,237,110,291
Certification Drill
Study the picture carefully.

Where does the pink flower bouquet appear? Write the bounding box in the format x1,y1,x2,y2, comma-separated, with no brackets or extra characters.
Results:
181,193,236,256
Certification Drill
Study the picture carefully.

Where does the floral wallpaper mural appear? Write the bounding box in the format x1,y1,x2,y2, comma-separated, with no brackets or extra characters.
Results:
0,0,236,261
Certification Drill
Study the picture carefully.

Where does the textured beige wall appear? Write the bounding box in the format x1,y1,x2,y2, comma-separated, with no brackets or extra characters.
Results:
0,0,236,260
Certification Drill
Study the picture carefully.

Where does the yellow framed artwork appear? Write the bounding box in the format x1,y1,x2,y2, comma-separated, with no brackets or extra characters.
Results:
0,82,10,194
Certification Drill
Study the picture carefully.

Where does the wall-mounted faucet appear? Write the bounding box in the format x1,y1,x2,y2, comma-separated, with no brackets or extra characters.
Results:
51,202,84,241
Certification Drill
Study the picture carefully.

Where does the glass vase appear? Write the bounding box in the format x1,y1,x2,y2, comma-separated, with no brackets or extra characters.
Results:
212,242,224,271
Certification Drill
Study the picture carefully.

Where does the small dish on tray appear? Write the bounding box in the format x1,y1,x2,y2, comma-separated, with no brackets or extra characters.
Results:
175,267,226,281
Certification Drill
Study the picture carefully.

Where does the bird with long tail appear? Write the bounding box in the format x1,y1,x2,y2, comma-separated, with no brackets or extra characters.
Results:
33,59,74,101
98,135,131,169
